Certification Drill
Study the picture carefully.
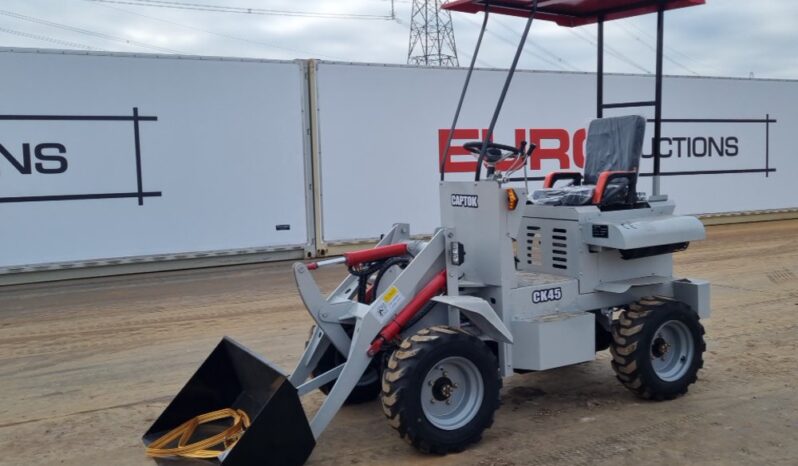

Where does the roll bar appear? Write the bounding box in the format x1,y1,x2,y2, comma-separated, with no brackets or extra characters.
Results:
441,0,707,196
440,0,540,182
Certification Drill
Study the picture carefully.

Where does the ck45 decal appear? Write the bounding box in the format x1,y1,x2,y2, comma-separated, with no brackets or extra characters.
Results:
532,287,562,304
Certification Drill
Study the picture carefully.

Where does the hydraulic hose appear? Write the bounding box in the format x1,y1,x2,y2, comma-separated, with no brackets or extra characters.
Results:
371,256,410,299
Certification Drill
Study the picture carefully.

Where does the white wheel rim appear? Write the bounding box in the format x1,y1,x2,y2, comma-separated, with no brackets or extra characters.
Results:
420,356,484,431
650,320,695,382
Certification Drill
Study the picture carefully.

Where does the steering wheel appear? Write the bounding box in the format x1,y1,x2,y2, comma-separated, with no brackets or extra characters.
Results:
462,141,521,164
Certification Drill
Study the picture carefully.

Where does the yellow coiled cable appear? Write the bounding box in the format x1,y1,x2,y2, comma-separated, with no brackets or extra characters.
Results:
145,408,251,459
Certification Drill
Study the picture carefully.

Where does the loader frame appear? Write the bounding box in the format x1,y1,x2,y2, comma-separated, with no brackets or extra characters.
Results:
290,224,447,437
284,0,711,447
145,2,711,464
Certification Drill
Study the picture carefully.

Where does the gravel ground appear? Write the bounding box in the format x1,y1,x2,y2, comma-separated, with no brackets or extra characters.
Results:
1,220,796,466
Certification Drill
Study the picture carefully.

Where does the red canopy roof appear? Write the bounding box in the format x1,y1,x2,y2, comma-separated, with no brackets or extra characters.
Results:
442,0,705,27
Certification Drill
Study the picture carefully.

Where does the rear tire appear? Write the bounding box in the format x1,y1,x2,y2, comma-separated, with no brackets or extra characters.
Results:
610,297,706,400
381,326,501,454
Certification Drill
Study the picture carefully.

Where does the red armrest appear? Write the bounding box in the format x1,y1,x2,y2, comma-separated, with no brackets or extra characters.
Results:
543,171,583,188
592,171,637,205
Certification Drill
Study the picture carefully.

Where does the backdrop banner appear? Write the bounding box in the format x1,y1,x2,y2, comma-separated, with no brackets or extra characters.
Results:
1,51,795,270
316,62,795,243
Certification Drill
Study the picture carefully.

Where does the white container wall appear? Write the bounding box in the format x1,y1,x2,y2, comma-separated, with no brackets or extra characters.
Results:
1,49,796,274
0,49,311,270
315,61,797,243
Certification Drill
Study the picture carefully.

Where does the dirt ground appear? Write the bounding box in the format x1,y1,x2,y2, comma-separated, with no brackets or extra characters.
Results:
1,220,797,466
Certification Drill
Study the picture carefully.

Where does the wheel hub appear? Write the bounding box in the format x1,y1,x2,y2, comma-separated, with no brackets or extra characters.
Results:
650,320,695,382
432,376,456,401
421,357,484,430
651,336,671,359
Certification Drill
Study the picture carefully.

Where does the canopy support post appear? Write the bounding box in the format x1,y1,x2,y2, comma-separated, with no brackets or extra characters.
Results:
652,4,665,197
440,4,491,181
596,17,604,119
476,0,539,181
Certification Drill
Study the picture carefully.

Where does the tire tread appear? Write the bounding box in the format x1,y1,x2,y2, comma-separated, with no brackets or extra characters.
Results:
380,326,501,454
610,297,706,401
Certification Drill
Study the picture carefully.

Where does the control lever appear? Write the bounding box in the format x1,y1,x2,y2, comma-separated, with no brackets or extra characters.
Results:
525,142,537,157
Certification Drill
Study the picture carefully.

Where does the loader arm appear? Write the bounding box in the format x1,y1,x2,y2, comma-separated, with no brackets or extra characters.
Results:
289,224,411,385
291,228,447,439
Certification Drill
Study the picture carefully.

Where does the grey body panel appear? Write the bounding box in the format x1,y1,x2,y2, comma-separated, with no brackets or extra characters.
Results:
440,181,710,374
284,177,710,441
439,181,527,377
584,215,706,249
432,295,514,344
673,279,711,318
511,312,595,371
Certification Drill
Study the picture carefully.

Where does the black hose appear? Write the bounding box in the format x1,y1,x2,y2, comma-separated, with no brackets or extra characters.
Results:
348,261,385,303
372,256,410,298
403,300,437,331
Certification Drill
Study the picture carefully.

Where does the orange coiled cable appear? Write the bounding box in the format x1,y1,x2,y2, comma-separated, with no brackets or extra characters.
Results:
145,408,251,460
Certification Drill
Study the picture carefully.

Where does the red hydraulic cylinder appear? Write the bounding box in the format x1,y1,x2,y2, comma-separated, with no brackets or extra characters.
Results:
367,270,447,356
306,243,409,270
343,243,408,267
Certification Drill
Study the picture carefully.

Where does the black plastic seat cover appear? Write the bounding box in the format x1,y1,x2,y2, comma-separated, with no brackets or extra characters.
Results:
583,115,645,185
532,115,645,206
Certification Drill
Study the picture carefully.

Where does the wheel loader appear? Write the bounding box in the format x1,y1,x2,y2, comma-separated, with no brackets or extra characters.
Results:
143,1,711,464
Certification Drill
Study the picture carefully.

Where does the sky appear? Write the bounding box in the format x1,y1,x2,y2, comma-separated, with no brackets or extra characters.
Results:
0,0,796,80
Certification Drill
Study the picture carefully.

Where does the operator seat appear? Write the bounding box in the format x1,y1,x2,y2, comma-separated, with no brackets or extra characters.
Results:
531,115,646,207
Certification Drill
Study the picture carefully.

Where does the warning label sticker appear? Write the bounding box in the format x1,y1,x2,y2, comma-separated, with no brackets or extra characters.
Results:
382,286,405,314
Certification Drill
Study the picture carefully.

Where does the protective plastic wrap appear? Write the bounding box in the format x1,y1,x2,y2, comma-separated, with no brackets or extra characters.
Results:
530,115,645,206
583,115,645,184
530,181,632,206
531,185,595,205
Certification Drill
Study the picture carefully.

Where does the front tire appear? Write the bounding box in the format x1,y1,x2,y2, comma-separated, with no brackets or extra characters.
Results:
381,326,501,454
611,297,706,400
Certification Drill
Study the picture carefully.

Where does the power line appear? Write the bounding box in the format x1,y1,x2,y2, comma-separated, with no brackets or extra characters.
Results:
0,9,185,54
393,1,709,75
489,28,566,70
625,18,721,75
459,15,566,70
616,22,698,75
567,26,652,74
460,49,493,68
0,26,96,50
83,1,347,60
84,0,395,20
492,18,582,72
